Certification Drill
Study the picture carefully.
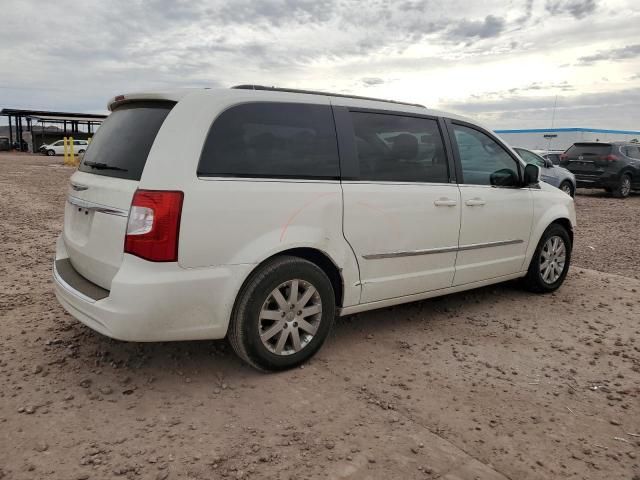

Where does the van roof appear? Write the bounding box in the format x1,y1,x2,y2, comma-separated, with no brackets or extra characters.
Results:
231,84,426,108
107,87,478,126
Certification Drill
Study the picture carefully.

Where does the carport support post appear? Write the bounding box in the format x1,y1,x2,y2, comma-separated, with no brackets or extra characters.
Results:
17,116,23,151
8,115,13,145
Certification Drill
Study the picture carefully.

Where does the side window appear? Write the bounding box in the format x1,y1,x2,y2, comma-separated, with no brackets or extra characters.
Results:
198,102,339,179
350,112,449,183
453,124,520,187
624,145,640,159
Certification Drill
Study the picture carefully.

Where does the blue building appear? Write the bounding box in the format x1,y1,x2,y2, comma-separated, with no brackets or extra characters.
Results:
494,127,640,151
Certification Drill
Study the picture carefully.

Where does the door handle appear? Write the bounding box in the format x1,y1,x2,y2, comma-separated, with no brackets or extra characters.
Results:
465,198,486,206
434,198,457,207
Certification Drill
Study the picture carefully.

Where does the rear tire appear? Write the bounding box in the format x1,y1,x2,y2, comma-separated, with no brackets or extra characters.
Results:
522,223,572,293
612,174,631,198
228,256,336,371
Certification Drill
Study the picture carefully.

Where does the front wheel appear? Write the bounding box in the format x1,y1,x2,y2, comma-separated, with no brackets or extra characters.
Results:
228,256,336,371
612,174,632,198
47,149,55,156
559,181,574,197
522,224,572,293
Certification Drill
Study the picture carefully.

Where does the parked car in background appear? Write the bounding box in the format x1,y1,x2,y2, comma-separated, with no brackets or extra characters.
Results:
40,139,89,156
514,147,576,197
532,149,564,165
0,136,10,151
560,142,640,198
53,86,576,371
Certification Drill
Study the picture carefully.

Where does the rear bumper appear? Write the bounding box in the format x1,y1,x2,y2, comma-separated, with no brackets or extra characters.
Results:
53,236,253,342
573,172,620,189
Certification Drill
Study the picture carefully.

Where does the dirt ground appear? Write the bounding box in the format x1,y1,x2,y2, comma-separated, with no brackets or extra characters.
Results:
1,153,639,480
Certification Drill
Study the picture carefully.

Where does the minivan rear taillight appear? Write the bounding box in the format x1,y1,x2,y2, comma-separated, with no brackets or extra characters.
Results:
125,190,184,262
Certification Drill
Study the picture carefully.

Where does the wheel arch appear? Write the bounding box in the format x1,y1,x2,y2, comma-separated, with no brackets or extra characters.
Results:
523,202,576,272
237,247,345,309
550,217,574,245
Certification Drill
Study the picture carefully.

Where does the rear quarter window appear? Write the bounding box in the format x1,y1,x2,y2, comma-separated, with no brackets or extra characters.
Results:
197,102,340,179
78,101,175,180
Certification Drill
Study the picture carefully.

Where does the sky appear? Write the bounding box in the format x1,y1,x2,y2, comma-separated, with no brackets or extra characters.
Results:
1,0,639,130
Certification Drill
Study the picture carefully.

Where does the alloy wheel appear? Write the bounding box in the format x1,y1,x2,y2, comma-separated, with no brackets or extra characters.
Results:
621,176,631,197
259,279,322,356
540,235,566,284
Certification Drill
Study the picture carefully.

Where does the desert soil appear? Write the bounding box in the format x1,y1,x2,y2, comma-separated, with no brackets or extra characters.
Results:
0,153,639,480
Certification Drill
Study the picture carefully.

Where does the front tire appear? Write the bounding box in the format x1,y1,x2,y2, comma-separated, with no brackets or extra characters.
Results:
47,149,55,156
612,173,631,198
523,224,572,293
228,256,336,371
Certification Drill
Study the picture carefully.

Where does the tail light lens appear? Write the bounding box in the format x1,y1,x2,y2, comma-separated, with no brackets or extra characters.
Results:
559,153,568,161
125,190,184,262
601,154,619,162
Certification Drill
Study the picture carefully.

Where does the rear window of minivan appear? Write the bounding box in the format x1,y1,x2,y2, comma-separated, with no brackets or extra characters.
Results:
565,143,611,158
78,101,175,180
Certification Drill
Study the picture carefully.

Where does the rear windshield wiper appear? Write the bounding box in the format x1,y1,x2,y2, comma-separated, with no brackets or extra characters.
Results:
83,161,128,172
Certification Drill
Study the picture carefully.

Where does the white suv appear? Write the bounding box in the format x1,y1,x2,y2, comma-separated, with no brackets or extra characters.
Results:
41,139,89,156
53,86,576,371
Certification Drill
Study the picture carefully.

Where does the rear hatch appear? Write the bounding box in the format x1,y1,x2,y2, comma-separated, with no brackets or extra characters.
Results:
562,143,612,175
63,101,175,290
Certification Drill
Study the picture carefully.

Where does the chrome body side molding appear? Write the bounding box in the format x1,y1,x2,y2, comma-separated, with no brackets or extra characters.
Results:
363,239,524,260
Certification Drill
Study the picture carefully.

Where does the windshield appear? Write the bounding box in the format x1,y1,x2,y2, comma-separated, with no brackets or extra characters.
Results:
78,101,175,180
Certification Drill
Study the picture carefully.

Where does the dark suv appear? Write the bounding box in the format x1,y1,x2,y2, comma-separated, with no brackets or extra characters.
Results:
560,142,640,198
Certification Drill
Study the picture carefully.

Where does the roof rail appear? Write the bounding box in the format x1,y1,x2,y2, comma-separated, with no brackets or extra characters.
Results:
231,84,426,108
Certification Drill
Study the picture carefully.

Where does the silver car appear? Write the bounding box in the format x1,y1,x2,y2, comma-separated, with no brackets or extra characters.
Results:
514,147,576,197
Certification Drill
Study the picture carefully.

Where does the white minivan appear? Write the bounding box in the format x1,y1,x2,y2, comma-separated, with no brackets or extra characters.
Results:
53,86,576,371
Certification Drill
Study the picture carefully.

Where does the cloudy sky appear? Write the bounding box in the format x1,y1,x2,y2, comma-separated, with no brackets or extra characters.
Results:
1,0,639,130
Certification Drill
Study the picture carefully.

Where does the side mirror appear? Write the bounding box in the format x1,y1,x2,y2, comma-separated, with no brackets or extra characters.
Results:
523,164,541,186
490,168,519,187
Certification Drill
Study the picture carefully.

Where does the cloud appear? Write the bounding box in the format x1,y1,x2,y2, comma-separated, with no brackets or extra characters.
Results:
446,15,506,41
0,0,638,132
361,77,385,86
545,0,596,19
213,0,336,27
440,88,640,130
578,44,640,65
473,81,576,98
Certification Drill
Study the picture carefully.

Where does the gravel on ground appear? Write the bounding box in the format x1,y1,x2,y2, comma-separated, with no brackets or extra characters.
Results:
1,153,639,480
